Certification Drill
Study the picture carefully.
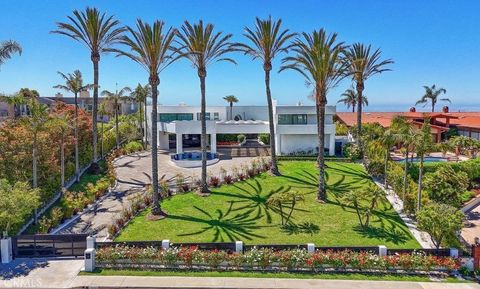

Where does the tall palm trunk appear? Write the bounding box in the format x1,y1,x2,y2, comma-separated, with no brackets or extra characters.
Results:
316,94,327,201
230,102,233,121
32,133,38,188
32,133,38,223
60,136,65,188
91,54,99,165
150,76,162,215
100,116,104,158
264,67,279,175
402,146,409,201
417,156,424,211
199,72,209,194
356,82,364,152
74,92,80,182
115,99,120,149
144,100,148,147
384,148,389,188
138,101,143,146
352,105,355,113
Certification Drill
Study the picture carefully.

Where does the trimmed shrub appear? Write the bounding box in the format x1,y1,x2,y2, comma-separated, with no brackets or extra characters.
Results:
123,140,143,154
259,133,270,145
237,134,246,143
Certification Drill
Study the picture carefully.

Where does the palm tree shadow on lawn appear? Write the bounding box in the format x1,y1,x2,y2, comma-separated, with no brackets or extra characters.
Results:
210,180,308,223
353,224,409,245
168,201,270,242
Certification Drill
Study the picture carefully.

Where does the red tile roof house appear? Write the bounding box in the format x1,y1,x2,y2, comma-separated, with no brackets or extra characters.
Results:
335,107,480,143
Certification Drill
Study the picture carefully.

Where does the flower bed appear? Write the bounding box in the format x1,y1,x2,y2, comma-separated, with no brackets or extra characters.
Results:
96,245,460,275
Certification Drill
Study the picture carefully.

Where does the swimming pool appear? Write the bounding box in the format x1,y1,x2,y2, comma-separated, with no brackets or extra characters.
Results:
395,156,448,163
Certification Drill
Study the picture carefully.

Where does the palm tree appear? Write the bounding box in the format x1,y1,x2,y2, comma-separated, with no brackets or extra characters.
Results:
48,114,70,188
236,17,296,176
98,100,109,158
390,116,414,201
343,43,393,151
19,98,50,189
416,85,449,112
101,86,132,149
415,121,433,211
52,7,126,169
280,29,345,202
112,19,177,217
131,84,151,147
380,128,396,188
53,70,93,181
337,87,368,112
223,95,238,120
0,40,22,67
176,20,236,195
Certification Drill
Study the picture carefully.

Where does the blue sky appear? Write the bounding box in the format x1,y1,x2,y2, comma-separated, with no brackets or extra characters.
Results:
1,0,479,111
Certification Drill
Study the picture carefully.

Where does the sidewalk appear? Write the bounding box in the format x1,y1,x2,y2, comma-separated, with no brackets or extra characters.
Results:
41,275,480,289
1,259,478,289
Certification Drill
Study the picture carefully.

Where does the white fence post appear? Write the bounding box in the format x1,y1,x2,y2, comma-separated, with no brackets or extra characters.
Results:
235,241,243,253
378,245,387,257
1,238,13,264
84,248,95,272
450,248,459,258
162,240,170,249
307,243,315,253
86,236,96,249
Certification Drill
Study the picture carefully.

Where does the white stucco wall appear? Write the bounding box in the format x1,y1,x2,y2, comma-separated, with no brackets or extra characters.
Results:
279,134,334,155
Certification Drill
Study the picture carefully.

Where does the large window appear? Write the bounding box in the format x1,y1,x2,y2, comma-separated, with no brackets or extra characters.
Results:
278,114,307,125
196,112,211,120
159,113,194,122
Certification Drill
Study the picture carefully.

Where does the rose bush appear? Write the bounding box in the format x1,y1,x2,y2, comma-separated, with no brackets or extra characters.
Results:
96,246,460,273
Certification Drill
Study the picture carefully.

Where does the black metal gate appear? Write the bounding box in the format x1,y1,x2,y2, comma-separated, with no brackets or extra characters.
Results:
13,234,88,258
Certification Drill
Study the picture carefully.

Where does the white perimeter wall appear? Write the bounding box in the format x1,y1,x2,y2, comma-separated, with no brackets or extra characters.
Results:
279,134,331,155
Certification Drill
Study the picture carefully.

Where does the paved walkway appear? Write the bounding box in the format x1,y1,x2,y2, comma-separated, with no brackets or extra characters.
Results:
55,150,257,239
372,178,435,248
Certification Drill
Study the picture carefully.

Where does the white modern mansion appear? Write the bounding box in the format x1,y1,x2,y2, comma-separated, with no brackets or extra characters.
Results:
146,102,336,156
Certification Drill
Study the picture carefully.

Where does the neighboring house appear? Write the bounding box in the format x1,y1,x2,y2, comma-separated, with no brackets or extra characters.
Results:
336,107,480,142
146,102,336,156
0,91,138,123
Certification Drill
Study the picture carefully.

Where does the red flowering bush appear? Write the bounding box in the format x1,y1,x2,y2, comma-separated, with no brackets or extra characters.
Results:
95,245,461,274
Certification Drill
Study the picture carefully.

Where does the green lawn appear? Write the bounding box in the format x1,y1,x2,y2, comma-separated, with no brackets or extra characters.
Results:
117,161,420,248
82,269,464,283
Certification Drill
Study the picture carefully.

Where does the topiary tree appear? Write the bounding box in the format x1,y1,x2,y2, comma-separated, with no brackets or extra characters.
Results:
423,165,469,208
341,184,385,229
417,202,464,249
267,191,305,225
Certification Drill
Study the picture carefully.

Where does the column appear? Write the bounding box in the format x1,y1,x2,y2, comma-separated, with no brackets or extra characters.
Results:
329,133,335,156
176,134,183,153
210,133,217,153
275,134,281,155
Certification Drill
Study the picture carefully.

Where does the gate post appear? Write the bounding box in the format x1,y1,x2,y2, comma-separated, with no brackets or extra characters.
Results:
84,248,95,272
86,236,96,249
1,237,13,264
473,244,480,270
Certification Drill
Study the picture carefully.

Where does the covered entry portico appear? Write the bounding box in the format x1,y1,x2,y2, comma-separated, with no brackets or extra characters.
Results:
158,120,270,154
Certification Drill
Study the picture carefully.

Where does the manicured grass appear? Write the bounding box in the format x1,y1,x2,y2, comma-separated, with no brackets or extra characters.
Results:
81,269,464,283
116,161,420,248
